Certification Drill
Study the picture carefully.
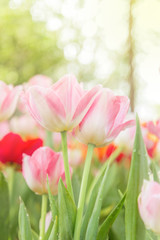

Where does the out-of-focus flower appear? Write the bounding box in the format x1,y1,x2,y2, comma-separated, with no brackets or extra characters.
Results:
0,81,21,121
10,114,44,140
142,123,158,158
146,120,160,139
138,180,160,234
19,75,53,113
25,74,101,132
0,133,43,170
0,122,10,140
68,140,87,167
45,211,52,232
27,75,53,88
75,88,134,147
94,143,126,163
52,132,61,151
22,147,67,195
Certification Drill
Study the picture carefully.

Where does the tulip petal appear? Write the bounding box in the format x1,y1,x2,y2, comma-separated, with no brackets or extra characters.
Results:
52,74,84,118
105,120,135,144
26,86,66,132
72,85,102,128
0,85,21,121
111,96,130,130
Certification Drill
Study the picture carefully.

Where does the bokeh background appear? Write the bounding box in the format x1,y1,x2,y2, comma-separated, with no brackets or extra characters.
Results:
1,0,160,119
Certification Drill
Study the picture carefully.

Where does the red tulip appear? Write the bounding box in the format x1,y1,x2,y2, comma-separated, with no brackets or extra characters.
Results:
0,133,43,169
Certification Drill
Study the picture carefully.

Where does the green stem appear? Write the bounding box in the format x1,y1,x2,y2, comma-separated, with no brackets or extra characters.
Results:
45,130,53,148
39,194,48,240
61,131,74,200
74,143,94,240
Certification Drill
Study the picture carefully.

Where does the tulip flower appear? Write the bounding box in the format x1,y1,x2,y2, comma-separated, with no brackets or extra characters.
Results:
24,74,101,132
0,122,10,140
0,81,21,121
27,74,53,88
138,180,160,234
75,88,134,147
22,146,67,195
10,114,44,140
146,120,160,139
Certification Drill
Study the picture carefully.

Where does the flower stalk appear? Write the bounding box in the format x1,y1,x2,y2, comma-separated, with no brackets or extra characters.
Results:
74,143,94,240
39,194,48,240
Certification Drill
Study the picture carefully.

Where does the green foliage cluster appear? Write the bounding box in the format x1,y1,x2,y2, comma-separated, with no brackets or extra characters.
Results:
0,2,65,85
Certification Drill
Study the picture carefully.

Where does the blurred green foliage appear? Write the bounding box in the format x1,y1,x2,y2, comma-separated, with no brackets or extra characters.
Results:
0,1,65,85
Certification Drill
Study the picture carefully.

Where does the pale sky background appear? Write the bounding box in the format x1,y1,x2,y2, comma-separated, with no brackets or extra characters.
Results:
10,0,160,120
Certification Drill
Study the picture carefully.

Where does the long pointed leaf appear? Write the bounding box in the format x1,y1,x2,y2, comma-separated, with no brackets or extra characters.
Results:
85,158,113,240
0,172,9,240
19,199,32,240
58,179,76,240
97,193,126,240
125,115,149,240
48,217,58,240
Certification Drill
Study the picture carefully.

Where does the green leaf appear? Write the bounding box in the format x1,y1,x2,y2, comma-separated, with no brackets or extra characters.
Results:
0,172,9,240
81,162,117,239
84,158,113,240
80,172,104,239
48,217,58,240
32,230,39,240
58,179,76,240
97,193,126,240
125,115,149,240
47,176,58,220
44,221,54,240
18,198,33,240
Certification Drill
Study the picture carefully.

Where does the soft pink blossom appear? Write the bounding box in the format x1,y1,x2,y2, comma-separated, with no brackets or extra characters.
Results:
10,114,44,140
146,120,160,139
0,122,10,140
22,147,67,195
75,88,134,147
25,74,101,132
138,180,160,234
0,81,21,121
45,212,52,232
26,74,53,88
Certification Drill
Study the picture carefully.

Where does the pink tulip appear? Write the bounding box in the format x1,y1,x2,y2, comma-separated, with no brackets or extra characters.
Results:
26,74,53,88
0,81,21,121
10,114,44,140
75,88,134,147
45,212,52,232
0,122,10,140
25,74,101,132
22,147,67,195
146,120,160,139
138,180,160,234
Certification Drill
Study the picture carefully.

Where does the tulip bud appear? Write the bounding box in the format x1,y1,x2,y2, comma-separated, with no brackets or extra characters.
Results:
138,180,160,234
22,147,67,195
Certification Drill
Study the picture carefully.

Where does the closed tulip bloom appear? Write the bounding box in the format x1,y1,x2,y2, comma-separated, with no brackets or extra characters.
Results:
25,74,101,132
0,81,21,121
75,88,134,147
138,180,160,234
22,147,67,195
